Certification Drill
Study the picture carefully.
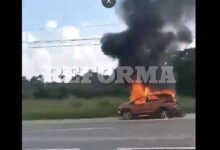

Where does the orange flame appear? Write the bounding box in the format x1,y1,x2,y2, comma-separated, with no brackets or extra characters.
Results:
130,83,146,104
130,82,176,104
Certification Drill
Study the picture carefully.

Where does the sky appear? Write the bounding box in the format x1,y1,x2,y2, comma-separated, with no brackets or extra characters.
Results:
22,0,195,83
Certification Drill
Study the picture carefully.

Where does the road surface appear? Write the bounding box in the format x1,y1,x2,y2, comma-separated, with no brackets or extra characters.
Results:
22,116,195,150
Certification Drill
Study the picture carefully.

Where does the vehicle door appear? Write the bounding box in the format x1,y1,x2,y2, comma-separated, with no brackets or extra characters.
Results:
142,99,160,115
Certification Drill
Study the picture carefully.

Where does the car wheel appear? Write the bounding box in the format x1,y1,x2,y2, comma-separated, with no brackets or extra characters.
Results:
160,110,169,119
121,111,133,120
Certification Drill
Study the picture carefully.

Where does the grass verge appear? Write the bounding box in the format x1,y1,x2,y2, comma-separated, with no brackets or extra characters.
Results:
22,96,195,120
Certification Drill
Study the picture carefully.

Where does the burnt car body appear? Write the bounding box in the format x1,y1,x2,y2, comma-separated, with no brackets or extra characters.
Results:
118,95,183,120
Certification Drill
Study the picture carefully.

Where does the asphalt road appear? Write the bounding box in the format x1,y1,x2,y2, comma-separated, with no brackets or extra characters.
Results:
22,116,195,150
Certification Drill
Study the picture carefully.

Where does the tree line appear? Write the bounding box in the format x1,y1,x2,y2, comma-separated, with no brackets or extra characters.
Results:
22,48,195,99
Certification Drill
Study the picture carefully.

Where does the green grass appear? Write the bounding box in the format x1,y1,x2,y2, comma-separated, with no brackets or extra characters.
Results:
22,96,195,120
177,96,195,114
22,96,127,120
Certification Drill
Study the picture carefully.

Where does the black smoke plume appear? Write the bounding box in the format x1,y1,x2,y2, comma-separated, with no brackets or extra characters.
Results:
101,0,195,68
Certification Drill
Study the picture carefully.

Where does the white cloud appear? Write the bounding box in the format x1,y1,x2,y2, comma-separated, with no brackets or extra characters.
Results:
45,20,58,29
62,26,80,39
22,21,118,82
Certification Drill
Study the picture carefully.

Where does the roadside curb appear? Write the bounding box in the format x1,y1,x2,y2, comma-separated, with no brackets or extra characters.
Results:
22,113,195,124
183,113,195,119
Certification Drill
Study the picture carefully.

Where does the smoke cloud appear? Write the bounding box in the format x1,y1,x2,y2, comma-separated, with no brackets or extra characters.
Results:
101,0,195,68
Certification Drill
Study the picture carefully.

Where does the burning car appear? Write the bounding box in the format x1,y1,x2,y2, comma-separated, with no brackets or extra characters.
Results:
118,83,183,120
100,0,193,121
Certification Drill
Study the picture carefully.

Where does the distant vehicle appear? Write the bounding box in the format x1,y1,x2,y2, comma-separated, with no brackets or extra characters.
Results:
118,94,183,120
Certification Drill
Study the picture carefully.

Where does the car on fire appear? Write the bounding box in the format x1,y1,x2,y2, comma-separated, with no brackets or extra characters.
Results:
118,94,183,120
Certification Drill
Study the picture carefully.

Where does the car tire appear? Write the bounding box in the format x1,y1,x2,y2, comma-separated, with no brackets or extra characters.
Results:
121,111,133,120
160,109,169,119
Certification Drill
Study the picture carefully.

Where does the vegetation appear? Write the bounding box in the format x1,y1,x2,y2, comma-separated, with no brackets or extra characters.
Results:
174,48,195,96
22,97,126,120
22,48,195,120
22,96,195,120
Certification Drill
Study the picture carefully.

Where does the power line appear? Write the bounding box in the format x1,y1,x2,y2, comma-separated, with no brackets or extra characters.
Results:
82,23,121,27
27,43,100,49
23,37,101,44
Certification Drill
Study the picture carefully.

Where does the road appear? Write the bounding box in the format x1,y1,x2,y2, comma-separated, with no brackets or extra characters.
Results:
22,116,195,150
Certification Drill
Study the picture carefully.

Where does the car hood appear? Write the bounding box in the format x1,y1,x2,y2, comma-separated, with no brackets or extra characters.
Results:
119,101,130,109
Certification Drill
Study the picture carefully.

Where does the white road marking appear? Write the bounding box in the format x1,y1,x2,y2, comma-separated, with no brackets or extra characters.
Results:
50,127,114,131
23,136,195,142
117,147,195,150
27,127,114,133
24,149,80,150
